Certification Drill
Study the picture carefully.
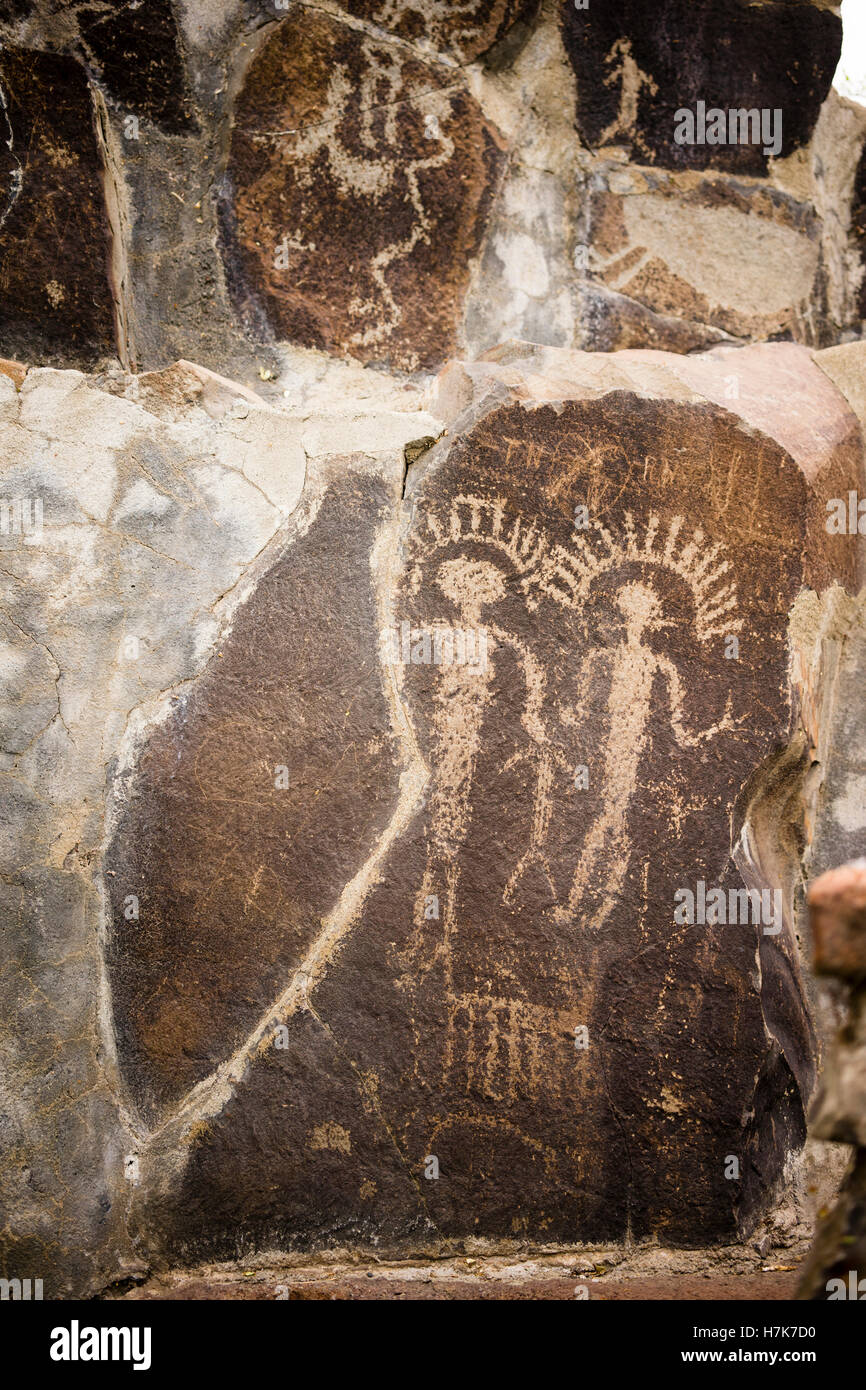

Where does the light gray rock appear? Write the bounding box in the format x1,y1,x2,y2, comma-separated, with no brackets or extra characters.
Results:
0,360,437,1294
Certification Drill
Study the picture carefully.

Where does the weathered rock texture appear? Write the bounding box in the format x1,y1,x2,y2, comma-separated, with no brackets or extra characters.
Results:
220,10,507,370
578,175,826,348
3,328,866,1293
0,361,298,1293
331,0,540,65
0,44,115,361
0,0,864,374
10,340,832,1274
3,0,866,1306
561,0,841,175
0,355,437,1294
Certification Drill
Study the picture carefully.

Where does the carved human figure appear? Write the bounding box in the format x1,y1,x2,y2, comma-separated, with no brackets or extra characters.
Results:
399,550,575,1103
563,577,736,926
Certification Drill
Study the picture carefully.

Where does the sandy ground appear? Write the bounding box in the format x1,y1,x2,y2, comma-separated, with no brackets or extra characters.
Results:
108,1252,804,1301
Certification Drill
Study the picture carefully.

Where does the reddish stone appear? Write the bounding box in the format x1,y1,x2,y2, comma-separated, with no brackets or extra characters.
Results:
808,860,866,982
0,356,27,387
221,12,506,372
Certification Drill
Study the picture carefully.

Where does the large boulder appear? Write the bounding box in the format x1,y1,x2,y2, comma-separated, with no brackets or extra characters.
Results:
93,341,865,1263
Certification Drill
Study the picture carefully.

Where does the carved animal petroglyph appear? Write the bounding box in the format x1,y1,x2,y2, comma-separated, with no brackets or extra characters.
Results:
225,12,505,370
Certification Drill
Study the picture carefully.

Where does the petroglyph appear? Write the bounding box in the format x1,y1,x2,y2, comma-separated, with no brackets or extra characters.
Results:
597,37,659,156
105,351,861,1256
390,495,749,1109
561,0,841,174
4,0,866,1302
332,1,537,64
221,10,506,370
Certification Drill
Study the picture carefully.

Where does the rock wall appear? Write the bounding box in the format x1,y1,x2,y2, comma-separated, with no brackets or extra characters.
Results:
2,0,866,1297
1,0,865,376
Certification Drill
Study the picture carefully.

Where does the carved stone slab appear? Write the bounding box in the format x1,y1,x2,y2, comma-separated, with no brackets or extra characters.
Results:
220,11,507,371
104,344,863,1259
560,0,841,175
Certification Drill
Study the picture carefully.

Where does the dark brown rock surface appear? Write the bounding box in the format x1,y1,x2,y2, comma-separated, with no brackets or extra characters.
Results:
220,11,507,371
76,0,194,132
0,0,193,130
0,45,114,360
561,0,841,174
331,0,539,64
106,345,863,1263
107,465,402,1124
